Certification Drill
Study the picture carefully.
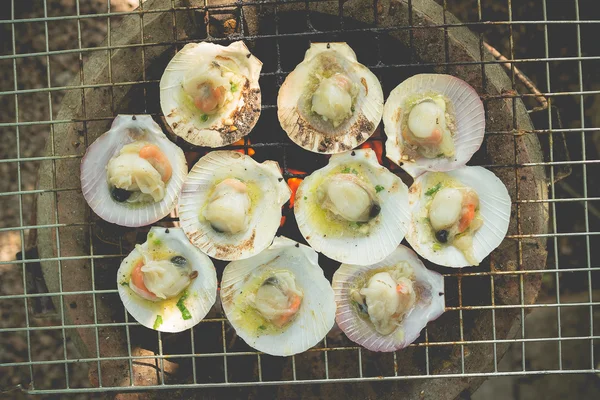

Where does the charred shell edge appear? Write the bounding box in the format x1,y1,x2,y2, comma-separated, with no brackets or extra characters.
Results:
160,41,263,148
277,43,383,154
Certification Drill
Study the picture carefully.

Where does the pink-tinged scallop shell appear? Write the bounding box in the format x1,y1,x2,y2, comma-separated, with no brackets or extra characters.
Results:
383,74,485,178
406,166,511,268
80,115,187,227
332,245,445,352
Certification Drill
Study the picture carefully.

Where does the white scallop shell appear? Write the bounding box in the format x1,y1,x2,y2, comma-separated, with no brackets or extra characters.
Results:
406,166,511,267
117,227,217,333
383,74,485,177
178,151,291,261
160,41,262,147
294,148,410,265
278,42,384,154
332,245,445,352
220,236,336,356
80,115,187,227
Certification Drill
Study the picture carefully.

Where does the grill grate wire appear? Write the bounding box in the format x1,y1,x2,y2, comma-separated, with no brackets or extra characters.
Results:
0,0,598,396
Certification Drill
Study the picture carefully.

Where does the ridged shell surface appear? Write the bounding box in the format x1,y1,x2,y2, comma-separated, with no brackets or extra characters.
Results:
117,227,217,332
178,151,290,261
332,245,445,352
383,74,485,177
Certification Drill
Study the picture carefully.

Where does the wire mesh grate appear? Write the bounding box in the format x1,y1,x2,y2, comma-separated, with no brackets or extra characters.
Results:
0,0,598,397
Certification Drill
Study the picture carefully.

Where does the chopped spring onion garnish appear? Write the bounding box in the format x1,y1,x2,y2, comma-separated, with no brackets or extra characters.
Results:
425,183,442,197
176,290,192,320
153,315,163,329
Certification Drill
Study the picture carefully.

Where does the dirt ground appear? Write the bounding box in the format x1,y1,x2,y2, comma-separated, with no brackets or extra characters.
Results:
0,2,139,398
0,0,599,399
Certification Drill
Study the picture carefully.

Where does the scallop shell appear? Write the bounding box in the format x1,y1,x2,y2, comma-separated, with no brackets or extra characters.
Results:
80,114,187,227
383,74,485,177
406,166,511,267
278,42,384,154
178,151,291,261
117,227,217,333
294,148,410,265
332,245,445,352
220,236,336,356
160,41,262,147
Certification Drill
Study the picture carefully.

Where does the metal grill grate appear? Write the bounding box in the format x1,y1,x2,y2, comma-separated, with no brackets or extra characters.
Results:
0,0,598,397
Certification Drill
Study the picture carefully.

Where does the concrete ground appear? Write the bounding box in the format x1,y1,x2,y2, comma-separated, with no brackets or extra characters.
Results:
472,291,600,400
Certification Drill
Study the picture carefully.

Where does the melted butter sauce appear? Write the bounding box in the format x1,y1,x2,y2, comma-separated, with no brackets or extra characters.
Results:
231,268,299,336
175,59,244,127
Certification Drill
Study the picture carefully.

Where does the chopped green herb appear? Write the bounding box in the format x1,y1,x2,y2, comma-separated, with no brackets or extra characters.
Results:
200,114,209,122
351,105,355,112
120,281,129,287
304,196,307,200
341,167,359,175
258,325,266,331
437,153,445,158
152,238,161,246
176,290,192,320
153,315,163,330
425,183,442,196
432,243,443,251
230,82,238,92
375,185,385,193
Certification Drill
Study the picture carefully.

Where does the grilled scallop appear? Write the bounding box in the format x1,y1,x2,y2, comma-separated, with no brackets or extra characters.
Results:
220,236,335,356
117,227,217,332
333,245,445,352
278,42,383,154
178,151,290,261
80,115,187,227
406,166,511,267
294,148,410,265
383,74,485,177
160,41,262,147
